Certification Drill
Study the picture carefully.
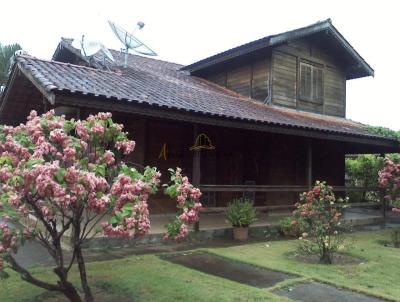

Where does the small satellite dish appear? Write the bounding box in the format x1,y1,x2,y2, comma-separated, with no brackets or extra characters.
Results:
7,50,29,77
108,20,157,67
72,35,114,62
14,50,28,56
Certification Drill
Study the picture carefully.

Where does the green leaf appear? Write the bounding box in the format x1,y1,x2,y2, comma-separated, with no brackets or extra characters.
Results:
25,159,44,169
110,217,118,226
55,168,66,183
93,164,106,177
122,203,134,211
63,120,76,134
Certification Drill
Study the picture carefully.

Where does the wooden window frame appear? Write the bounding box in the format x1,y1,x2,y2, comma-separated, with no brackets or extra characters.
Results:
298,60,324,104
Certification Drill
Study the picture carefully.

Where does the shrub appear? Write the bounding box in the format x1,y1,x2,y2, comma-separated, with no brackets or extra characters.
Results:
279,216,306,237
225,198,257,227
292,181,348,264
378,157,400,247
345,155,384,203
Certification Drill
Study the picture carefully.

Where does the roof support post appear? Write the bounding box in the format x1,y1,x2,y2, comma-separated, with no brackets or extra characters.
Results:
307,140,313,190
192,124,201,232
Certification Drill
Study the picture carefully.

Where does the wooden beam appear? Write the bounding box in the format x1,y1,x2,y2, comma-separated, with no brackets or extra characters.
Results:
192,124,201,231
199,184,383,193
200,185,309,192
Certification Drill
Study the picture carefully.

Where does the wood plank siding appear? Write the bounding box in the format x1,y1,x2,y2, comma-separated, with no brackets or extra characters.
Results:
272,38,346,117
202,37,346,117
205,58,270,102
271,51,297,107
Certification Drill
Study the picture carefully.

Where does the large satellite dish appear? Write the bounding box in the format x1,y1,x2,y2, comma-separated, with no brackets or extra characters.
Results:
71,35,114,62
108,20,157,67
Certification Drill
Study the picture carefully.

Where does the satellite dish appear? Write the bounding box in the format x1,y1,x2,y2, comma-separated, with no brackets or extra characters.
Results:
7,50,29,77
72,35,114,62
108,20,157,67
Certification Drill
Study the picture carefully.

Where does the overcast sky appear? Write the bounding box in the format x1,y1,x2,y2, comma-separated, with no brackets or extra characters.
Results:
1,0,398,130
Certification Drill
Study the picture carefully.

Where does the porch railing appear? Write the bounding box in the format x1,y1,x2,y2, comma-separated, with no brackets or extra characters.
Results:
198,185,386,217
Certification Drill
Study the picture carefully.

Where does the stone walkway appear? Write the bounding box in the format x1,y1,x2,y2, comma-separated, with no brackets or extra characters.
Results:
275,282,385,302
162,251,387,302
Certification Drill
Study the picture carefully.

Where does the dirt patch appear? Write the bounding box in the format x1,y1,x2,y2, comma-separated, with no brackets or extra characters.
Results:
161,252,295,288
290,253,363,265
274,282,386,302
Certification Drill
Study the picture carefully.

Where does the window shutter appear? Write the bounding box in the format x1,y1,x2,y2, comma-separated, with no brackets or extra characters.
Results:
300,64,312,100
313,68,323,103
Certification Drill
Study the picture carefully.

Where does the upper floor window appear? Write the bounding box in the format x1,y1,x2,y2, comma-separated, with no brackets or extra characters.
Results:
299,61,324,103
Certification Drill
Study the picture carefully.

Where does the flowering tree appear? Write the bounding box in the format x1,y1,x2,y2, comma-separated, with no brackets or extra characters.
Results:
378,157,400,247
291,181,347,264
0,110,201,302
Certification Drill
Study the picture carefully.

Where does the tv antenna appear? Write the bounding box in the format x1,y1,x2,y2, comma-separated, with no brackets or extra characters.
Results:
108,20,157,68
71,35,114,65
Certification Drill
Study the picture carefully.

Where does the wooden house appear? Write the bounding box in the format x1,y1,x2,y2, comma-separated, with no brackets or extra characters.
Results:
0,19,398,217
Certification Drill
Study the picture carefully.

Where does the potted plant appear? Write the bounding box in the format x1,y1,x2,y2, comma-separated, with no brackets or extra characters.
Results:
225,198,258,241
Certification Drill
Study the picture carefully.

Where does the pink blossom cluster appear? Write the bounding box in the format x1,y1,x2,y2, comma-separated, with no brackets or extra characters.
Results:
115,140,136,155
103,150,115,165
0,220,17,272
164,168,202,241
379,157,400,212
173,224,189,241
102,169,161,238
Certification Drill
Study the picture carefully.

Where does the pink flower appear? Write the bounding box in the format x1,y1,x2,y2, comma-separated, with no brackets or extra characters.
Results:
75,121,89,140
103,150,115,165
91,123,105,135
97,112,112,120
63,147,76,161
115,140,135,155
49,129,67,144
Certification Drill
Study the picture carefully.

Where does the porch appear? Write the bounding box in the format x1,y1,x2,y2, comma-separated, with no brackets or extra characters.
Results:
147,186,387,234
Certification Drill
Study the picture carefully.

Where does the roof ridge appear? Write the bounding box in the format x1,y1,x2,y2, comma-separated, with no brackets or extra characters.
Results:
108,49,183,68
16,54,121,75
181,19,332,71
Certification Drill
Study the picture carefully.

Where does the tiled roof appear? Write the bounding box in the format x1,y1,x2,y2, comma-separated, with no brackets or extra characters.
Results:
13,52,385,140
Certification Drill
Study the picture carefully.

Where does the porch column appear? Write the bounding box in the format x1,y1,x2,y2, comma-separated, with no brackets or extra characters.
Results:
306,141,313,189
192,125,201,232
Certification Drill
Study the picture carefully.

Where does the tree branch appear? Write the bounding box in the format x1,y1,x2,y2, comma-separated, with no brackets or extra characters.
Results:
8,255,62,292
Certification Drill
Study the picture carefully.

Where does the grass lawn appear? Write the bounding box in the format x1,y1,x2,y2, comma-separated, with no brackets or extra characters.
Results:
0,229,398,301
0,253,290,302
206,229,400,301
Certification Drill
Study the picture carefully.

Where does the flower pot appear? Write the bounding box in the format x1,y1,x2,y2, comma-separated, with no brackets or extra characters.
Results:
233,226,249,241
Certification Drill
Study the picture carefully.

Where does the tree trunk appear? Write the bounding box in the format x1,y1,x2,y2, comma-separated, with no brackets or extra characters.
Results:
62,281,83,302
320,247,333,264
76,246,94,302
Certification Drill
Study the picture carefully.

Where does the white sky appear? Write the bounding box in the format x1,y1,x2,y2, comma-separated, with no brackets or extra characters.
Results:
1,0,399,130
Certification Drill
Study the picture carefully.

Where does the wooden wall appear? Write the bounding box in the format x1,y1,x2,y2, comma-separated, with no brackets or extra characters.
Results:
205,57,270,102
201,37,347,117
74,110,346,213
272,38,346,117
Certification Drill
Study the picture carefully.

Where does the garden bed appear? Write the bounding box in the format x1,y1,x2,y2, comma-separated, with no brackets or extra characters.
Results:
162,251,295,288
